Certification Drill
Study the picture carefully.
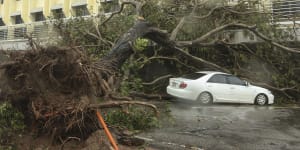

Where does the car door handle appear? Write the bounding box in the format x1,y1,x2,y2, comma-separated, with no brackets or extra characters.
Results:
208,85,212,87
230,87,235,89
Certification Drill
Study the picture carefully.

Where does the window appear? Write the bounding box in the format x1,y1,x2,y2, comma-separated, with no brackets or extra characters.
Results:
32,12,45,21
52,8,65,19
12,15,23,24
182,73,206,80
73,5,90,17
227,76,245,86
101,0,120,13
0,18,5,26
207,74,227,84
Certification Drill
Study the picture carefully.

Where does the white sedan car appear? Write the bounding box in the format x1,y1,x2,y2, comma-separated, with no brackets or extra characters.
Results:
167,71,274,105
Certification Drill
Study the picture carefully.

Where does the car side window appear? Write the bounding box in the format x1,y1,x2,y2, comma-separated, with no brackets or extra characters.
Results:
227,76,245,86
207,74,227,84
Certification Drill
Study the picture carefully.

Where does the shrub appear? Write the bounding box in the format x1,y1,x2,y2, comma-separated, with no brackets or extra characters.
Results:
104,107,158,131
0,102,25,146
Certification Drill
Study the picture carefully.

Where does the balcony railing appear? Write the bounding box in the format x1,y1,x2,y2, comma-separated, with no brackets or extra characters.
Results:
0,21,52,41
0,16,99,42
265,0,300,23
0,27,8,40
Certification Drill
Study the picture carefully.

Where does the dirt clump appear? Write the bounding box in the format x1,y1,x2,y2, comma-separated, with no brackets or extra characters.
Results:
0,44,116,139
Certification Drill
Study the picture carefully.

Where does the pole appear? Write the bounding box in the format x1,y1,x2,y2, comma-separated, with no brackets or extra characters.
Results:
96,110,119,150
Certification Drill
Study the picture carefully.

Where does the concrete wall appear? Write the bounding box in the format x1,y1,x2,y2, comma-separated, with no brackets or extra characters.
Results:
0,40,29,50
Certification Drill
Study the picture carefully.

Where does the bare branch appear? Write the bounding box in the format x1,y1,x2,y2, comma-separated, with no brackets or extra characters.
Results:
129,91,172,100
100,2,128,26
101,0,145,26
193,6,268,20
174,46,230,73
193,6,220,19
176,40,220,47
177,23,300,53
177,23,256,46
170,5,197,40
142,74,173,86
249,82,298,99
142,56,198,71
109,93,133,101
142,26,230,72
170,17,186,40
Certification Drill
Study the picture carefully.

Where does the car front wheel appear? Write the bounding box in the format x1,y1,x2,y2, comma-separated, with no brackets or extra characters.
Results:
255,94,268,105
198,92,212,104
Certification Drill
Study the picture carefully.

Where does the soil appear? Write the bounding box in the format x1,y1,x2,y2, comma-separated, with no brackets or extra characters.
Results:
0,42,119,145
14,130,155,150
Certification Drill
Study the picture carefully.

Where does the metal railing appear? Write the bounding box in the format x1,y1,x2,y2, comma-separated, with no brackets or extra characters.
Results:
0,21,54,41
0,21,47,41
1,1,300,42
13,25,27,40
265,0,300,23
0,27,8,40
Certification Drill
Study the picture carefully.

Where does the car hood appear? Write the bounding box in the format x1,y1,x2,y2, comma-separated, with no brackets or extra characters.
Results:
249,85,270,92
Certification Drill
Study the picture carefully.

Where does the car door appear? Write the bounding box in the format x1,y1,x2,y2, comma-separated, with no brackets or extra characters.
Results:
206,74,231,102
226,75,254,103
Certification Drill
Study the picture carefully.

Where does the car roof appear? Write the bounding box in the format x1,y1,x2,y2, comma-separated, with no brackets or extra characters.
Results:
196,71,230,75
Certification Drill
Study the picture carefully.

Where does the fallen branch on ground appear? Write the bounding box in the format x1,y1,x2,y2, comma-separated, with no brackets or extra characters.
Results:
129,91,172,100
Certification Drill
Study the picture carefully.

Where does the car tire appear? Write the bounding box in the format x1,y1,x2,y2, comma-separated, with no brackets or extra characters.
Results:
198,92,213,105
255,94,268,105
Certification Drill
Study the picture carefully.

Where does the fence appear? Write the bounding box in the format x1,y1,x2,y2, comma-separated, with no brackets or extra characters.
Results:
0,21,53,41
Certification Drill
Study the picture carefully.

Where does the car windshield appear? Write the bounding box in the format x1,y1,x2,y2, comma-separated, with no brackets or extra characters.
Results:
181,73,206,80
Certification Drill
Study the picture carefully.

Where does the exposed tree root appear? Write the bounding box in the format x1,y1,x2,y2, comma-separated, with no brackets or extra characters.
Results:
0,39,157,140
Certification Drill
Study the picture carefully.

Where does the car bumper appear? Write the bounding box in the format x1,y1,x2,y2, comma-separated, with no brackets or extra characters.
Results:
166,86,197,101
267,93,274,104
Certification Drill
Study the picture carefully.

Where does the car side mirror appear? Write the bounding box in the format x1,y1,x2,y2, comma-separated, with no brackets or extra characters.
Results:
244,81,249,86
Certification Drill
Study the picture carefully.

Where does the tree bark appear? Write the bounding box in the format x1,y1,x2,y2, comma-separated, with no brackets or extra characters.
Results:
103,20,152,68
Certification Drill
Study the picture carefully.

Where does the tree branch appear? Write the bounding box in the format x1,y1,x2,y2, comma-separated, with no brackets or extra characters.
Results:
177,23,300,53
129,91,172,100
101,0,145,26
143,27,230,72
193,6,268,20
174,46,230,73
176,23,256,47
142,74,173,86
170,4,198,40
249,82,298,99
141,56,198,71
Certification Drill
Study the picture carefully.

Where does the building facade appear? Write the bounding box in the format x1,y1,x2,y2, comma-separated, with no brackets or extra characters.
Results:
1,0,300,48
227,0,300,43
0,0,119,43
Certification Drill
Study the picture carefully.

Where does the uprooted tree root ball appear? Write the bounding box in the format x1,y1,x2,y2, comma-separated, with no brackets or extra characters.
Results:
0,44,121,139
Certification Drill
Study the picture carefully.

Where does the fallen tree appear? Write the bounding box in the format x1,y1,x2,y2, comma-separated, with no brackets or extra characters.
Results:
0,0,300,145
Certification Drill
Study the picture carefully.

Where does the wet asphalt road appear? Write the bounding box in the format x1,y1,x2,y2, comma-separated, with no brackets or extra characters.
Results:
138,101,300,150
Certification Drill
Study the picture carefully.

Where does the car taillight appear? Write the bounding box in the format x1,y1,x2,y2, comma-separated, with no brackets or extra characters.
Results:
179,82,187,89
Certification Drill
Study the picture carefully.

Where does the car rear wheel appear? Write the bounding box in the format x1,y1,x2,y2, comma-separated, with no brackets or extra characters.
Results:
198,92,212,104
255,94,268,105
